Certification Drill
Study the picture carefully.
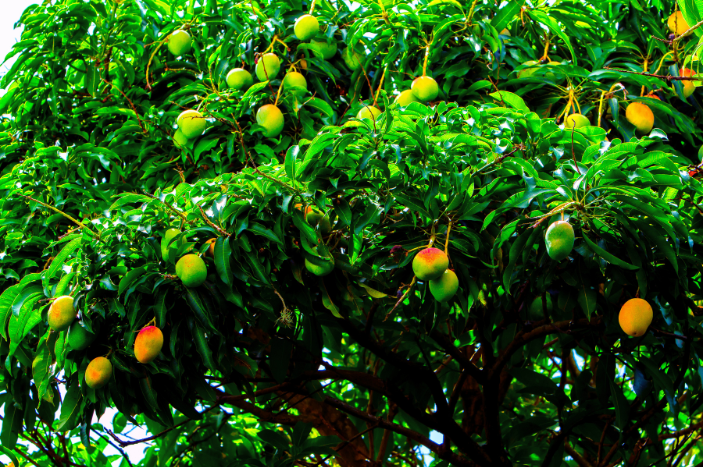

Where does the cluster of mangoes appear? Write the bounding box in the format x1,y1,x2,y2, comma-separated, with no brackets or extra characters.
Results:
163,7,449,142
47,296,165,389
411,247,458,302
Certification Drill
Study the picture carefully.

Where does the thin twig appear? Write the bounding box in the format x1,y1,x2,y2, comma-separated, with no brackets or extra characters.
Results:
102,78,147,133
139,191,190,222
197,205,230,236
384,277,416,321
19,194,101,239
603,66,702,81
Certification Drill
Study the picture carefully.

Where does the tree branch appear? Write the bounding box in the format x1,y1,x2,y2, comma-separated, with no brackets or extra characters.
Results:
429,330,485,384
565,440,594,467
323,396,481,467
336,317,492,466
490,316,603,380
603,66,703,81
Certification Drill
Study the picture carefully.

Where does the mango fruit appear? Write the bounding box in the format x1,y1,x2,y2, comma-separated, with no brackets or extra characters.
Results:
412,247,449,280
667,11,689,36
395,89,419,107
429,269,459,302
135,326,164,363
48,296,76,332
85,357,113,389
357,105,382,121
205,238,217,257
256,104,284,138
310,40,338,59
545,221,574,261
176,254,207,287
342,47,362,71
168,30,192,56
226,68,253,90
626,102,654,133
68,321,96,351
283,71,307,96
294,14,319,41
255,53,281,81
564,114,590,129
618,298,653,336
411,76,439,102
177,109,206,139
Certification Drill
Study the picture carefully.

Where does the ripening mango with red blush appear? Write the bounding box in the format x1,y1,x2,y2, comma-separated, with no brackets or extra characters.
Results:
134,326,164,363
412,247,449,280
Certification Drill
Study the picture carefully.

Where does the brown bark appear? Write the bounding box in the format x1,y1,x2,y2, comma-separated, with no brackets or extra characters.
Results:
461,367,512,436
283,393,372,467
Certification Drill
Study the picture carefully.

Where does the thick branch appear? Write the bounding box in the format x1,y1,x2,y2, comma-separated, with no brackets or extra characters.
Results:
565,441,593,467
337,317,492,466
490,317,603,380
429,330,485,384
658,418,703,440
323,396,481,467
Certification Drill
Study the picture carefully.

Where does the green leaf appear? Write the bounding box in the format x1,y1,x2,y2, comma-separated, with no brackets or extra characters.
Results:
190,319,217,372
248,222,284,246
57,384,83,431
118,266,146,296
11,284,44,318
609,378,629,430
0,400,23,449
581,232,639,270
359,284,388,298
258,429,291,452
639,358,675,398
321,282,343,318
0,284,22,340
490,0,525,32
33,332,57,403
108,193,152,210
213,237,233,286
0,446,19,467
45,236,82,291
489,91,529,113
679,0,703,38
576,286,597,319
184,288,218,334
154,288,169,329
285,145,299,185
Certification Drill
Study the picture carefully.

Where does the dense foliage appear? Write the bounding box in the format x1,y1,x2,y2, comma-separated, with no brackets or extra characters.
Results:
1,0,703,466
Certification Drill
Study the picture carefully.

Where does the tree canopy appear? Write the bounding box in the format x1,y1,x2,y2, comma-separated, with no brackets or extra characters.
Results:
1,0,703,466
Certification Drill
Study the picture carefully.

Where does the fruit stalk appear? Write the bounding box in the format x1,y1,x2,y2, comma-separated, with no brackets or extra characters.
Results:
596,83,623,128
640,59,648,96
145,40,166,90
309,0,316,14
467,0,480,24
444,220,452,256
373,66,387,106
539,38,550,62
422,42,430,77
274,80,283,106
